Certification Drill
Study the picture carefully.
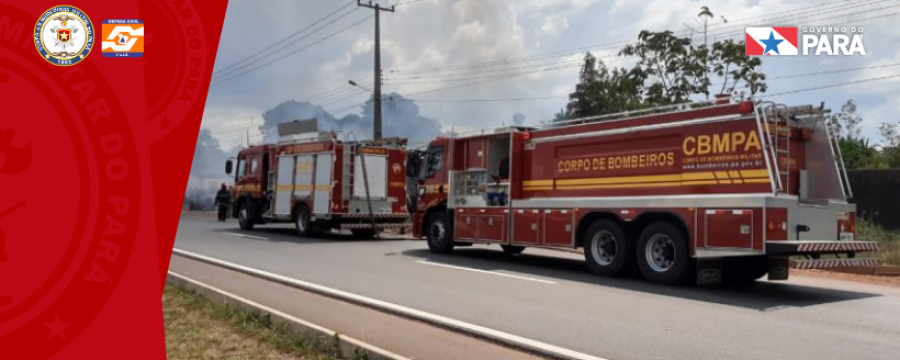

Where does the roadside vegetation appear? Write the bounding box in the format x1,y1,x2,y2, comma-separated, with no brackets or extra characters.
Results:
856,217,900,266
164,285,368,360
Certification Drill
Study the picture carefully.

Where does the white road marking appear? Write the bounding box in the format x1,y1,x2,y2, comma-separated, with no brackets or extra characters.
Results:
167,271,413,360
415,260,558,285
223,232,269,240
172,248,608,360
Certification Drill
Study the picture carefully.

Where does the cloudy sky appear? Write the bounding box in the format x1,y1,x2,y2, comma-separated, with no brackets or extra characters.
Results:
202,0,900,149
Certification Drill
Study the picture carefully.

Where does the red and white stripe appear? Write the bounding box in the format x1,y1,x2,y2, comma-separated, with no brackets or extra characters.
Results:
340,213,410,220
793,258,879,270
795,242,879,252
340,223,411,230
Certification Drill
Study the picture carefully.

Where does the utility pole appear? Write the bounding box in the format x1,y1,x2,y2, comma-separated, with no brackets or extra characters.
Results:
357,0,394,141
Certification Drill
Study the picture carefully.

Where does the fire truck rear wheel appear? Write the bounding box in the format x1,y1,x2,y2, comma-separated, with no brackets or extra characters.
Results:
637,222,692,285
238,203,254,230
584,219,632,276
295,205,312,237
426,212,454,254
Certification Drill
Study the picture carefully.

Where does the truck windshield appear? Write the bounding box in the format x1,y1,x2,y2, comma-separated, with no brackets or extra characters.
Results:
425,146,444,178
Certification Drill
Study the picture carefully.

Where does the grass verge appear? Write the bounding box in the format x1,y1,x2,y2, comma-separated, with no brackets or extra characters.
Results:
856,217,900,266
164,284,369,360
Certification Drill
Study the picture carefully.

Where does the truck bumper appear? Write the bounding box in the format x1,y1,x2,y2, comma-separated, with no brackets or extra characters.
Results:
766,240,879,255
766,240,880,270
791,258,880,269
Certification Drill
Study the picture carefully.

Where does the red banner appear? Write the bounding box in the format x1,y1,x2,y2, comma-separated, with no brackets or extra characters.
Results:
0,1,227,358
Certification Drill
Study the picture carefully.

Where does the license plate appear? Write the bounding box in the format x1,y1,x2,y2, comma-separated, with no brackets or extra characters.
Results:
839,232,854,241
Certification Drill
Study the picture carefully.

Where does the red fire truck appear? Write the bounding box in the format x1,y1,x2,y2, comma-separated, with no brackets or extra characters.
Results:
225,119,410,237
408,100,879,284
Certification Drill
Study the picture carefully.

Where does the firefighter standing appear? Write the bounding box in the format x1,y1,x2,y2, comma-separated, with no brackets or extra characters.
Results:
215,183,231,222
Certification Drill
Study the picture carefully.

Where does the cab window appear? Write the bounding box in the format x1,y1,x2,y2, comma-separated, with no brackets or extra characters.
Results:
425,146,444,178
236,158,247,180
249,156,259,177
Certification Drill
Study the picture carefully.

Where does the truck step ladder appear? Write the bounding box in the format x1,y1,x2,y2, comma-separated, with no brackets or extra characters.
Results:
345,133,378,234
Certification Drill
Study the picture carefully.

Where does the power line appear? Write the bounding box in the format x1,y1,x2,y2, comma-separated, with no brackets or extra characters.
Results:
213,8,361,81
704,2,900,42
384,4,899,94
769,62,900,80
386,0,891,74
764,72,900,97
389,63,900,104
213,14,374,84
212,1,356,77
389,95,567,103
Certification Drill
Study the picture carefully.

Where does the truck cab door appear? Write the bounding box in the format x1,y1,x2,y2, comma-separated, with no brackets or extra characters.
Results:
418,145,447,211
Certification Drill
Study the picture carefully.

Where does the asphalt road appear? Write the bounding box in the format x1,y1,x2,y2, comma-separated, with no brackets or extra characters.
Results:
174,214,900,360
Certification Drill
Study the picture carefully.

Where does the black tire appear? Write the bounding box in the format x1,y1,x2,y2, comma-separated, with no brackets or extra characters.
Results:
351,229,377,239
583,219,633,276
294,205,312,237
426,211,454,253
636,222,693,285
500,244,525,255
237,202,254,230
722,256,768,285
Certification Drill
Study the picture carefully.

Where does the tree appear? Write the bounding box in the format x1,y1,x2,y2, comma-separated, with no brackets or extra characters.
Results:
878,121,900,168
708,39,767,96
619,30,709,105
563,52,642,118
828,99,863,139
838,137,879,169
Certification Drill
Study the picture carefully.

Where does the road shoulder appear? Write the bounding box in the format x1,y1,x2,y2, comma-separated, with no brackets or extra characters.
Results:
167,254,541,360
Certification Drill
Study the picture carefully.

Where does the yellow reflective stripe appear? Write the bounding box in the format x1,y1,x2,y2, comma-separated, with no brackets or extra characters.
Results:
522,179,554,186
740,169,770,179
556,173,684,186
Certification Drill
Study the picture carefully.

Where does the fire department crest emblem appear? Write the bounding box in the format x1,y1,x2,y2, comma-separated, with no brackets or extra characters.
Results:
34,5,94,66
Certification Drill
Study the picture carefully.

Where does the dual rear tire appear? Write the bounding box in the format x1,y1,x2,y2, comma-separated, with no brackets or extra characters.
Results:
584,220,692,285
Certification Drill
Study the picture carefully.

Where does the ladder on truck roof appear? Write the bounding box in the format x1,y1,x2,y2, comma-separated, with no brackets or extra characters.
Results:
534,100,721,130
755,101,791,194
754,101,853,198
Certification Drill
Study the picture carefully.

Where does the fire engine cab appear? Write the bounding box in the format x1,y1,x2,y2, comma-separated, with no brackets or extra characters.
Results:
408,100,879,284
226,119,410,237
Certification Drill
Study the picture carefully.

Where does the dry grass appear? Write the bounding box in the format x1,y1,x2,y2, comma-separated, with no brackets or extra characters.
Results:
164,285,367,360
856,217,900,266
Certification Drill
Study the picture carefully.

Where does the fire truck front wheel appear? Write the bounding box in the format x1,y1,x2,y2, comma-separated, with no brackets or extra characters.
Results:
238,203,254,230
584,220,633,276
426,212,454,253
637,222,692,285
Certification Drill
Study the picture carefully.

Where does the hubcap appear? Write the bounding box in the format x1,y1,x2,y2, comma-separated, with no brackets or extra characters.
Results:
430,220,445,244
590,230,617,266
239,208,248,225
645,234,676,272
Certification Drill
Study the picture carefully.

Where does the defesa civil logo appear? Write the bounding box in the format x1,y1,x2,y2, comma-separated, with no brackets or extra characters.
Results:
101,19,144,57
34,5,94,66
746,26,866,56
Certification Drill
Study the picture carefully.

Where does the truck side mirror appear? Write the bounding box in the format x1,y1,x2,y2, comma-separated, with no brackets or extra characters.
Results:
225,159,233,175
